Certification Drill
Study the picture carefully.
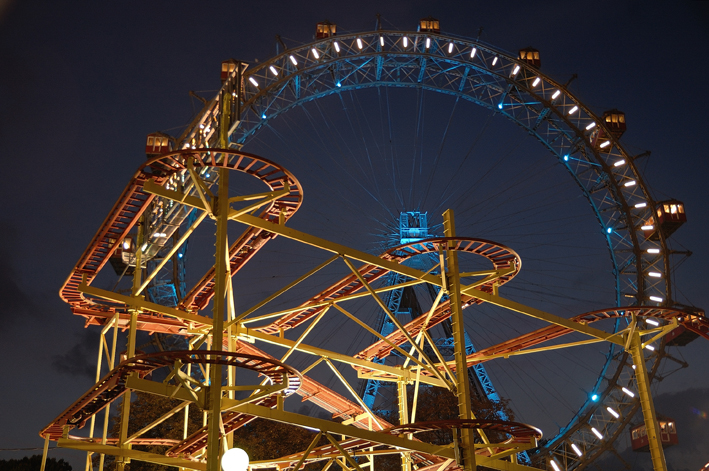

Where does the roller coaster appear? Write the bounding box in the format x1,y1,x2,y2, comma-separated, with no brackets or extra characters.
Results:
41,17,707,471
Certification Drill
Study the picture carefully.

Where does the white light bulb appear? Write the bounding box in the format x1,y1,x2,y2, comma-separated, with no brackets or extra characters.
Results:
571,443,583,457
222,448,249,471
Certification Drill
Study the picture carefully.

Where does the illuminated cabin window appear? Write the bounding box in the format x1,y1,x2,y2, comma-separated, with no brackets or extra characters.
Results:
146,132,173,156
221,59,238,82
518,47,541,68
316,21,336,38
419,17,440,33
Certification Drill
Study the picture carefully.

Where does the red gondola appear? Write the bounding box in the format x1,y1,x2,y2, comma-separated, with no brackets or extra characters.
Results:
145,132,173,156
419,17,440,34
630,417,678,452
643,200,686,241
591,109,626,150
316,21,336,39
518,47,541,69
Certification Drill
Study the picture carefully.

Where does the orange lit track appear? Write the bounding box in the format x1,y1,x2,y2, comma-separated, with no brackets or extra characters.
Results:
40,351,301,441
48,144,709,469
59,148,303,331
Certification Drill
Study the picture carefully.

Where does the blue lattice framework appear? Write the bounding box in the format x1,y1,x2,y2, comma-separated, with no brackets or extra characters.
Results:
168,27,682,468
362,212,508,414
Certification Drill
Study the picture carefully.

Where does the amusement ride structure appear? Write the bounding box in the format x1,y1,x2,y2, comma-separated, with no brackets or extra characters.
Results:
41,17,707,471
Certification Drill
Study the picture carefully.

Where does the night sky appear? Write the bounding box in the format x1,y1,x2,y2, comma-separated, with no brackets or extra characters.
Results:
1,1,708,470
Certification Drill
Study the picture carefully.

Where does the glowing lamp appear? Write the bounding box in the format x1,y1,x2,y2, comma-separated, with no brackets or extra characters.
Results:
222,447,249,471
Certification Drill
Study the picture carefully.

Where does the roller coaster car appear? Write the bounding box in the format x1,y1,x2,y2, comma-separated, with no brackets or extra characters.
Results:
642,200,686,241
630,417,678,452
315,21,336,38
591,109,626,149
146,132,174,156
108,237,135,276
665,325,700,346
518,47,541,69
419,17,440,34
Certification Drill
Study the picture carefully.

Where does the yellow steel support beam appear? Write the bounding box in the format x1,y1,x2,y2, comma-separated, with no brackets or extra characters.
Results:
628,330,667,471
205,165,231,471
125,375,206,408
225,255,339,329
238,277,428,326
292,431,323,471
57,439,206,471
221,402,456,460
230,213,442,287
340,256,448,387
78,283,211,326
235,327,446,388
328,304,448,387
463,288,624,346
443,210,476,471
126,401,190,444
324,432,365,471
136,210,209,296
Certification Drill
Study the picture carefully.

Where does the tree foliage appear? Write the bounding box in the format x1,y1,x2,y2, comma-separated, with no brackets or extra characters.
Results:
95,382,515,471
372,385,517,471
98,392,323,471
0,454,72,471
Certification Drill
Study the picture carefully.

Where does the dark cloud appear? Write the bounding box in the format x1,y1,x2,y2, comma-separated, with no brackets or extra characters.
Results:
52,329,97,381
0,222,37,328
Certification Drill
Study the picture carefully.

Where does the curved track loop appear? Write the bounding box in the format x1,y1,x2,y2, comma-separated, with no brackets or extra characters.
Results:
59,148,303,328
352,307,708,381
253,237,520,336
388,419,542,446
40,351,300,441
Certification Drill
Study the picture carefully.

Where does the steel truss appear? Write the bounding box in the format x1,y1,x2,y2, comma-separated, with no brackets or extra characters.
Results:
45,23,709,471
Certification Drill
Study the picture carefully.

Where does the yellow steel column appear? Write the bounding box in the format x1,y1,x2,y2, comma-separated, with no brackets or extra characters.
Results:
397,381,411,471
629,330,667,471
442,209,476,471
40,435,49,471
116,216,144,471
205,153,230,470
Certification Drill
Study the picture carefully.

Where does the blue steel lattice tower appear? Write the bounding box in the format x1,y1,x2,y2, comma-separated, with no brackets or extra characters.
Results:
360,213,531,463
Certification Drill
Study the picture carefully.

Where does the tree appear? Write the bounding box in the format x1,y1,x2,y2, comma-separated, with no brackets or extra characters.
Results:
0,454,72,471
97,392,323,470
372,385,517,471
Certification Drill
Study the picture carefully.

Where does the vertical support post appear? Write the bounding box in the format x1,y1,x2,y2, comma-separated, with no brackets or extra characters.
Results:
40,435,49,471
629,331,667,471
397,381,411,471
443,209,476,471
205,164,230,471
116,216,144,471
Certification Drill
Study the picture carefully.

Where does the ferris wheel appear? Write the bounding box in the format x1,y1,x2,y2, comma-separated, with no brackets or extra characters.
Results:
45,16,707,471
181,17,695,468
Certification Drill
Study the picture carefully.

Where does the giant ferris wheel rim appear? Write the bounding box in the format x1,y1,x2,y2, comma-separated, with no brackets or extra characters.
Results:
175,25,675,468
